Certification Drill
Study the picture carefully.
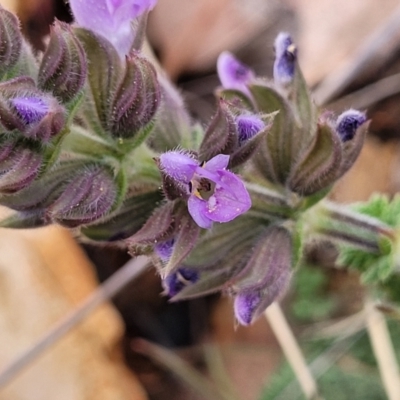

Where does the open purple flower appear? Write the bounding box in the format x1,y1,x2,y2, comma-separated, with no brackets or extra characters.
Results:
217,52,254,97
69,0,157,56
159,151,251,229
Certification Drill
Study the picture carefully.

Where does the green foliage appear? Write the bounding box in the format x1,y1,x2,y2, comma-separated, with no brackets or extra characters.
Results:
336,194,400,285
352,194,400,227
291,265,336,322
259,335,386,400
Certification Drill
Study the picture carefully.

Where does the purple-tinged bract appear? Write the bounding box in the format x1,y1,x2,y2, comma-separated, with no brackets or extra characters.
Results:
159,151,251,229
69,0,157,56
335,109,367,142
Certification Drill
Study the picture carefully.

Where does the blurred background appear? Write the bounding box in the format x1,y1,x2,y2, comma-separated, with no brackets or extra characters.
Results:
1,0,400,399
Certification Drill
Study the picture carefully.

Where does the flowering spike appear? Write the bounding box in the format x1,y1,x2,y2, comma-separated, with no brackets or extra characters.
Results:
273,32,297,87
39,21,87,103
336,109,367,142
109,53,160,138
158,151,251,229
69,0,157,57
0,5,23,77
47,164,118,227
217,52,254,97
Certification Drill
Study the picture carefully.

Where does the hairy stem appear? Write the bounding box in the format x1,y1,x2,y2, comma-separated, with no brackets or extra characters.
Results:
304,199,395,251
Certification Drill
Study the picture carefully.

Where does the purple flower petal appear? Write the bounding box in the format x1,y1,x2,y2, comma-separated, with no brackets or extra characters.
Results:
203,154,229,172
159,151,198,183
190,169,251,225
335,109,366,142
234,291,261,326
217,51,254,96
11,97,49,124
188,195,213,229
69,0,157,56
191,164,251,227
273,32,297,86
235,115,264,144
155,238,175,262
162,267,199,297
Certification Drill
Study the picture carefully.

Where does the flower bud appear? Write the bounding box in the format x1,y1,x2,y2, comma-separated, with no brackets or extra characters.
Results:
47,163,119,227
232,226,292,325
81,187,163,241
335,109,367,142
162,267,198,297
217,52,254,97
235,114,265,145
198,100,239,161
273,32,297,87
0,77,66,142
0,5,23,77
0,146,42,194
108,52,160,139
154,238,175,262
39,21,87,103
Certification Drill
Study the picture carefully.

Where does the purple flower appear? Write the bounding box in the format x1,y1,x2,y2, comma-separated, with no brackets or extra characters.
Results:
159,151,251,229
162,267,199,297
335,109,367,142
235,114,265,144
217,52,254,97
69,0,157,56
273,32,297,86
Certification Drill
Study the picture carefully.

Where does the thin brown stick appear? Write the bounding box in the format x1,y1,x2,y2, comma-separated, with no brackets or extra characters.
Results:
265,302,320,400
328,72,400,112
365,300,400,400
0,256,150,389
314,4,400,105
